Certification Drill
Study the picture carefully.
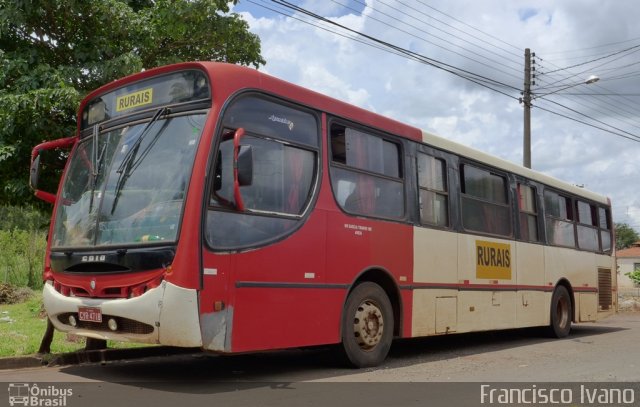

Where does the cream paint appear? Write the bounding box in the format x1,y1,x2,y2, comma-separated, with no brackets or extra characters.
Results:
409,131,615,338
411,225,615,337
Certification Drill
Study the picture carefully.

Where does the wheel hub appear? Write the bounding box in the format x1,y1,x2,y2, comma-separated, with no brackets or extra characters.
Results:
353,300,384,350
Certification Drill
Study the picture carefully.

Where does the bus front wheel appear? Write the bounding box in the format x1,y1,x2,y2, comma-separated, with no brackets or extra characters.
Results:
549,285,572,338
341,282,394,368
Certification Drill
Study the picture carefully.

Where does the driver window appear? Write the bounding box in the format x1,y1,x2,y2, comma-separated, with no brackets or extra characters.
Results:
207,95,319,251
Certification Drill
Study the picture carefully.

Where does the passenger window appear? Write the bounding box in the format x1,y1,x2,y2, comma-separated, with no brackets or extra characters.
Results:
518,184,539,242
460,164,511,236
576,200,598,251
417,153,448,227
544,190,575,248
598,207,612,253
330,124,404,219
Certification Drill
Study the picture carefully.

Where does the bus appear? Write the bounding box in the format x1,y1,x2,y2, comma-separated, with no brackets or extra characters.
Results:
30,62,616,367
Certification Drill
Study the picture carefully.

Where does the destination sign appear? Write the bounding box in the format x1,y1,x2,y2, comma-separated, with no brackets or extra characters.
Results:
116,88,153,112
81,69,210,130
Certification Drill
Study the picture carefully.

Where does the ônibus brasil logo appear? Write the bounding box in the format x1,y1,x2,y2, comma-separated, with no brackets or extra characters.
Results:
8,383,72,406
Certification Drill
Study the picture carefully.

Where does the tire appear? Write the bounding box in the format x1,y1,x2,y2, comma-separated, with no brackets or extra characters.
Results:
341,282,394,368
548,285,572,338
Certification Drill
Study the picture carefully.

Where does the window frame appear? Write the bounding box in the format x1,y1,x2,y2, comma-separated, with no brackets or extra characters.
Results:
516,182,540,243
597,206,613,253
459,161,513,238
543,189,576,249
211,130,317,219
575,200,599,252
328,119,407,222
416,151,449,228
204,91,322,252
542,189,612,253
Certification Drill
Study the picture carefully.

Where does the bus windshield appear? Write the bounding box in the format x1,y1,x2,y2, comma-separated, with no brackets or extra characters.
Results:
51,112,206,249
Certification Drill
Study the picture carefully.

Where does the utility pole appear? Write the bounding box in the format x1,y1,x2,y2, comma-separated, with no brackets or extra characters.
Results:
522,48,532,169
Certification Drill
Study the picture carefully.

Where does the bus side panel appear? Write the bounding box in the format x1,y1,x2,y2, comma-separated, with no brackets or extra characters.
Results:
515,242,547,327
231,287,345,352
544,246,597,321
412,227,458,337
228,211,340,352
457,234,516,332
326,213,413,336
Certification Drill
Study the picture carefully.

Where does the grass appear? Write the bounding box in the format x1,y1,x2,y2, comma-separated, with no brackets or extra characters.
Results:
0,206,151,358
0,291,146,357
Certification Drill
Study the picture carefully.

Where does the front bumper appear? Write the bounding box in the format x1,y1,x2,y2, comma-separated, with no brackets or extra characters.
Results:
43,280,202,347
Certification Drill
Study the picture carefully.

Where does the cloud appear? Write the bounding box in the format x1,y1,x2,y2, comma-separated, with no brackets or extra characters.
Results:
236,0,640,229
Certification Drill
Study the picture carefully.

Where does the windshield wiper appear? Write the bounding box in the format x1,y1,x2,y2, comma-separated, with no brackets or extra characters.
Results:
88,124,105,212
116,107,169,175
111,107,170,214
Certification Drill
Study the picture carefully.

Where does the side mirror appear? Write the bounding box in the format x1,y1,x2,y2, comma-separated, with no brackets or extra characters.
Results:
29,136,76,204
29,154,41,191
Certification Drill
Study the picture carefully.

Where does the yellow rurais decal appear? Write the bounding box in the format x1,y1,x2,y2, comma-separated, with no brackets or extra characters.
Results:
116,88,153,112
476,240,512,280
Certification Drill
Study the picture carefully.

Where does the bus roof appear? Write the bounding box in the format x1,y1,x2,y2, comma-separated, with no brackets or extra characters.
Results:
80,61,610,206
421,130,608,204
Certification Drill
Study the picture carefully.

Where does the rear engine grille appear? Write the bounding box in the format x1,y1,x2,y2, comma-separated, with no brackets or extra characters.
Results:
57,312,154,335
598,268,612,311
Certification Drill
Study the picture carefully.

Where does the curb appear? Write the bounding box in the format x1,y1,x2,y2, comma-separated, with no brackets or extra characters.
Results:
0,346,200,370
0,356,44,370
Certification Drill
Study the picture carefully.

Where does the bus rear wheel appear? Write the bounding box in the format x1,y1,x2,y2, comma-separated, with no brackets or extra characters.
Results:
548,285,572,338
341,282,394,368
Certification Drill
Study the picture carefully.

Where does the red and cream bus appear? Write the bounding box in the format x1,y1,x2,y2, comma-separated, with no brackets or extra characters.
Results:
30,62,616,367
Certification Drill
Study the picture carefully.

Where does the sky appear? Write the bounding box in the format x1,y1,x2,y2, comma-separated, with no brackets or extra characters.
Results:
232,0,640,230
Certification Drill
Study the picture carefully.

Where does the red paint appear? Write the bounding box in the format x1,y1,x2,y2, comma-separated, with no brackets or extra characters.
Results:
40,62,608,356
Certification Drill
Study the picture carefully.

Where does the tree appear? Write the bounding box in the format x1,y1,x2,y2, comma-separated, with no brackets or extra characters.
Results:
626,268,640,287
615,223,639,250
0,0,264,206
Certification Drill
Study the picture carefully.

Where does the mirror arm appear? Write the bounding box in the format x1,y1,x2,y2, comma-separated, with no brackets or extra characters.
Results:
233,128,246,212
30,136,78,204
31,136,77,161
34,190,56,204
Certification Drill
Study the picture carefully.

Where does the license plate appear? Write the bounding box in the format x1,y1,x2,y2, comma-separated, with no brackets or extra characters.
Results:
78,307,102,323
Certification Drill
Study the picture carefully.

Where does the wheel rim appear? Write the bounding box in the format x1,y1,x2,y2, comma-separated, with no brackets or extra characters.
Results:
556,295,569,329
353,299,384,351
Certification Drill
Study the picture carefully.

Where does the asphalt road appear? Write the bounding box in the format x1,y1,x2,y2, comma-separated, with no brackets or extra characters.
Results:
2,312,640,406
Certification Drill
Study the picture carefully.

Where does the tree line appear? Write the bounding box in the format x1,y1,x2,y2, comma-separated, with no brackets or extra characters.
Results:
0,0,264,208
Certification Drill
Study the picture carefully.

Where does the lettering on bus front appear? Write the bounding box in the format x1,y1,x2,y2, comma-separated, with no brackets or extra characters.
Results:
116,88,153,112
476,240,511,280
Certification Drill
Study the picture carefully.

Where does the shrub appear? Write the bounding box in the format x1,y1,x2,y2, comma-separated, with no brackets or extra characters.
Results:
0,205,49,290
0,205,50,231
0,283,34,304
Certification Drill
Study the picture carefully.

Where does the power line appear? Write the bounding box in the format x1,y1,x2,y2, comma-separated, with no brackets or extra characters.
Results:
534,101,640,143
533,52,640,131
411,0,522,53
373,0,523,70
556,93,640,96
253,1,640,145
537,48,640,91
245,0,422,61
328,0,524,82
541,36,640,56
270,0,522,96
